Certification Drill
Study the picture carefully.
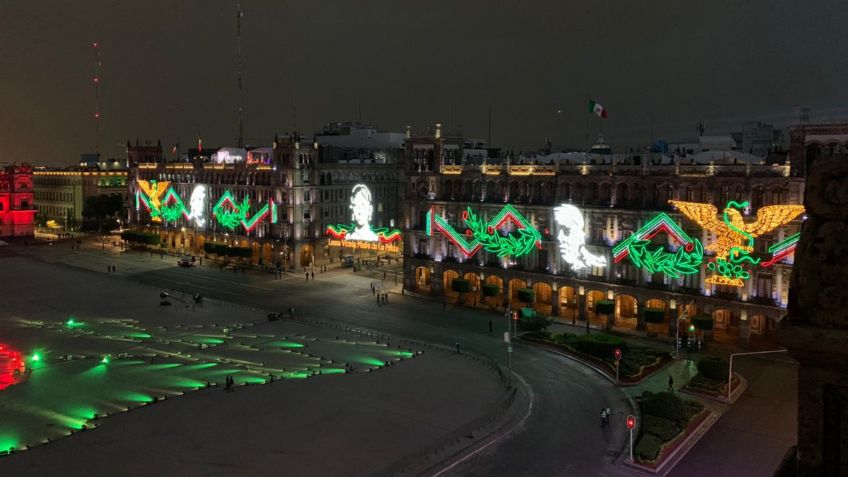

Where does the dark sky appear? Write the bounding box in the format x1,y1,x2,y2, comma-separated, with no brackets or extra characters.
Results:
1,1,847,166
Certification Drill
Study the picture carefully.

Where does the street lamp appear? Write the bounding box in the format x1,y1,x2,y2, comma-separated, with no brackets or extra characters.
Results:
578,286,587,333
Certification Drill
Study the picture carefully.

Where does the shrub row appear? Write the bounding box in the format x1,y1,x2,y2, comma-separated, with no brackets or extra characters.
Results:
121,230,161,245
203,242,252,258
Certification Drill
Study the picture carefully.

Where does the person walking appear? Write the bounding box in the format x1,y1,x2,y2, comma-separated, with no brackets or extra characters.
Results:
311,271,314,280
600,408,607,428
305,272,309,281
668,375,675,392
605,407,611,426
488,320,493,334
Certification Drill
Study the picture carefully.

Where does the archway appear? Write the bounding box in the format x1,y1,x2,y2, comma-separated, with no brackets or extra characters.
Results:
415,266,431,293
644,298,669,335
586,290,607,327
558,286,576,322
300,244,314,268
464,272,482,307
615,295,638,330
483,275,504,309
443,270,460,299
712,309,740,343
532,283,553,316
262,243,273,265
508,279,528,305
251,242,261,265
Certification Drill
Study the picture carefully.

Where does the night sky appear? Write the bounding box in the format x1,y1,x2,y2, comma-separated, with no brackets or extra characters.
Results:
1,0,846,166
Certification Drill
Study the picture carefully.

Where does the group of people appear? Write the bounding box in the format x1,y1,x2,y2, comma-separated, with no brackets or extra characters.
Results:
371,283,389,306
305,271,315,281
225,375,235,391
106,264,117,273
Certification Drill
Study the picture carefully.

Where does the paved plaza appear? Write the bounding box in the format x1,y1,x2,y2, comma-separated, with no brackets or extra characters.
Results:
0,253,506,476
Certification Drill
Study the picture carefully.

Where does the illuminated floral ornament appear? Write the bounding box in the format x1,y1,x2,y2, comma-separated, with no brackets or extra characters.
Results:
212,190,277,233
159,188,189,223
425,204,542,258
553,204,607,271
761,232,800,268
135,179,171,223
670,200,804,286
613,213,703,278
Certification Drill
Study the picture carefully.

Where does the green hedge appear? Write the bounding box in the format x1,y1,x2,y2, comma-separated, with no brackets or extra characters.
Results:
595,300,615,315
516,288,535,304
644,308,666,323
121,230,161,245
697,356,728,381
641,414,680,442
482,283,500,297
691,314,713,331
571,333,626,359
203,242,252,258
640,391,688,425
519,313,552,333
451,278,471,294
635,434,663,461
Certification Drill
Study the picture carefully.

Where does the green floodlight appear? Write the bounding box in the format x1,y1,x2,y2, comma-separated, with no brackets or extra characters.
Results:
65,318,75,327
31,353,41,362
688,324,696,333
101,355,110,364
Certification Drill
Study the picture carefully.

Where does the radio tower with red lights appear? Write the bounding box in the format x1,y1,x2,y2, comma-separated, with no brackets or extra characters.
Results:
92,41,102,157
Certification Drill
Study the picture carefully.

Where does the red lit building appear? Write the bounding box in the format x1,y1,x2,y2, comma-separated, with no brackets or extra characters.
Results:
0,163,36,238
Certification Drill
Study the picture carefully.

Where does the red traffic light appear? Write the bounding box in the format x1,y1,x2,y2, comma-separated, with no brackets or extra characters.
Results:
626,415,636,430
614,348,622,361
512,312,518,321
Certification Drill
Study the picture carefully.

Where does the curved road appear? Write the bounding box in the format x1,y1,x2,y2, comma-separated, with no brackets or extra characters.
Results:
23,245,630,476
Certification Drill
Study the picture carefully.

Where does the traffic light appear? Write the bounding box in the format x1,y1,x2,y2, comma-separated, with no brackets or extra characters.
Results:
614,348,622,361
626,415,636,430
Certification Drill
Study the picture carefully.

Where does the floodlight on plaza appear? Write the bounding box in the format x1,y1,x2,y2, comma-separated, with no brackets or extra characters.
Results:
101,355,110,364
30,353,41,362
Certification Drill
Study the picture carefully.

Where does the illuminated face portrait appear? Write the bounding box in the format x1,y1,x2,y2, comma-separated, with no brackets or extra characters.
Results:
554,204,607,271
188,185,207,228
347,184,378,241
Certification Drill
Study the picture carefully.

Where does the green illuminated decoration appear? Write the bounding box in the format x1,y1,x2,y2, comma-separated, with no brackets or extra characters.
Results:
613,213,703,278
212,191,250,230
425,204,542,258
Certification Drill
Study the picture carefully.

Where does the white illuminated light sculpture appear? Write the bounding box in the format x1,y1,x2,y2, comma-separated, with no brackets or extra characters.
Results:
347,184,379,241
187,184,207,228
554,204,607,271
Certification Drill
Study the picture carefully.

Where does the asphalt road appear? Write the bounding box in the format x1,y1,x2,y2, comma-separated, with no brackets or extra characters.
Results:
25,242,631,476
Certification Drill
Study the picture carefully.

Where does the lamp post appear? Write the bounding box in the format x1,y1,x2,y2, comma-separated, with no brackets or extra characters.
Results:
579,285,587,333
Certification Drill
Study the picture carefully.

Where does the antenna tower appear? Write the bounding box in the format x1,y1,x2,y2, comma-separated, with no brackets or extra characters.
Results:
92,41,102,156
236,1,245,148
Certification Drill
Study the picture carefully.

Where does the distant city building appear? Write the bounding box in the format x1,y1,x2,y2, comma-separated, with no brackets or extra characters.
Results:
787,120,848,177
0,163,36,238
33,167,128,232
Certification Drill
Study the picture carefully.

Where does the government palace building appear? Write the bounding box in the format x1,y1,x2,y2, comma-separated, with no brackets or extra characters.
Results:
401,121,845,348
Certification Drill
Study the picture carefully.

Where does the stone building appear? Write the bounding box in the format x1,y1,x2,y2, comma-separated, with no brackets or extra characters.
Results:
403,129,805,348
128,124,404,269
0,163,36,238
33,167,128,231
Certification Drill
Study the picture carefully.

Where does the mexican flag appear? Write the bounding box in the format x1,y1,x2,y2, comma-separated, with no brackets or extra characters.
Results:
588,100,608,118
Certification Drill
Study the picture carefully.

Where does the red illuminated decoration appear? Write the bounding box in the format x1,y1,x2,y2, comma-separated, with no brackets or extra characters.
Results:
0,164,36,238
0,344,26,391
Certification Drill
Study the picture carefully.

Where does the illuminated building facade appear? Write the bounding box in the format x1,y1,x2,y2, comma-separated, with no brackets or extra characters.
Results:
128,124,404,269
403,128,806,347
33,167,128,231
0,163,36,238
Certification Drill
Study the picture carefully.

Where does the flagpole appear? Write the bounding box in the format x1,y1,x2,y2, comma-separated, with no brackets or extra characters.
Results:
585,99,589,152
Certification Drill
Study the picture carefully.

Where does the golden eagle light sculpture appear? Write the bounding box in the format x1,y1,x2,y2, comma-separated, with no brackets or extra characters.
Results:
669,200,804,286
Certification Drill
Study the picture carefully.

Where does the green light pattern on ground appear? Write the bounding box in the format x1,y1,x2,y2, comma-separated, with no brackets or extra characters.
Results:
0,316,417,454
